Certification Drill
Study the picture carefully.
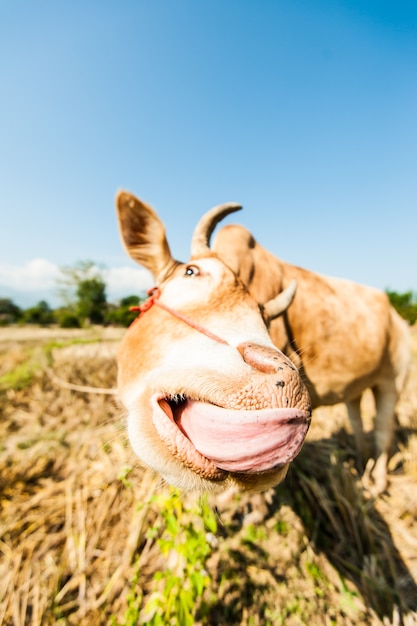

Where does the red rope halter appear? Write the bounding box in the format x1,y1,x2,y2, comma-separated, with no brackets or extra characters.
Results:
130,287,228,345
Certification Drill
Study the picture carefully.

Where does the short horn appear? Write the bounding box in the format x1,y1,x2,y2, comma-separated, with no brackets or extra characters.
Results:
191,203,242,256
263,280,297,321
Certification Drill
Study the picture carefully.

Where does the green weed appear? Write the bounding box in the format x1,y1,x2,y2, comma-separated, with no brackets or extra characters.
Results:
0,352,41,390
114,488,218,626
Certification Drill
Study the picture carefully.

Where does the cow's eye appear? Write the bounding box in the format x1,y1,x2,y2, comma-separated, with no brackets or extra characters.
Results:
185,265,200,277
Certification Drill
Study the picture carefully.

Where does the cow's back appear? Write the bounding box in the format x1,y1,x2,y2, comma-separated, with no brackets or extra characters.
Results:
214,223,409,407
275,271,394,405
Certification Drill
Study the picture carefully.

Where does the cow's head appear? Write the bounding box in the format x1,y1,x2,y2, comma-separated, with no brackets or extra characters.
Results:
115,191,311,493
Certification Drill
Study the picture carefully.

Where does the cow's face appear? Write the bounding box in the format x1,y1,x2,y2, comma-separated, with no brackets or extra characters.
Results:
116,191,311,493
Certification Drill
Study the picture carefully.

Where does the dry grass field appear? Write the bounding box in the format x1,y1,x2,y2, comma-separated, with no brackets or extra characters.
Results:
0,324,416,625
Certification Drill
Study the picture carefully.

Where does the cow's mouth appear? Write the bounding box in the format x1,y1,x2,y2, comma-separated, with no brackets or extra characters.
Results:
152,394,311,480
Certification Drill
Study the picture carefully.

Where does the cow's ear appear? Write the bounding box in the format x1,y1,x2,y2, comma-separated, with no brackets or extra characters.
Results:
264,280,297,321
116,191,178,282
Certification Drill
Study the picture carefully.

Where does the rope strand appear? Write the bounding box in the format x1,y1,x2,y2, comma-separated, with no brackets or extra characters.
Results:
130,287,228,345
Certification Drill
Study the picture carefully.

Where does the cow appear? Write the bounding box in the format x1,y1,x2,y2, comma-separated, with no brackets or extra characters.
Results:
212,217,411,495
115,191,312,494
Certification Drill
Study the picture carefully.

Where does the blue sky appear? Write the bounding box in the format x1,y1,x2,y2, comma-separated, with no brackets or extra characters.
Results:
1,0,416,307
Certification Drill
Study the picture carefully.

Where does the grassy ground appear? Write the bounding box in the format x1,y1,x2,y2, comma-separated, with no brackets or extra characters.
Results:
0,325,416,625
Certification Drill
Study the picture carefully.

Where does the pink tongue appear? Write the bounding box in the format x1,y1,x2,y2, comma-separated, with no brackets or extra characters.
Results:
178,400,310,473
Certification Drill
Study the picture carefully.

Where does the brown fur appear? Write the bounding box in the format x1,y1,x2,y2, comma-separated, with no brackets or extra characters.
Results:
115,192,312,493
213,224,411,494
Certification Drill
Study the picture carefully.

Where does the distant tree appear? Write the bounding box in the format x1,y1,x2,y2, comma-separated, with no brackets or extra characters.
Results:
76,277,107,324
120,295,142,308
57,261,108,325
21,300,55,326
386,289,417,325
0,298,22,325
59,312,82,328
54,307,82,328
105,294,143,327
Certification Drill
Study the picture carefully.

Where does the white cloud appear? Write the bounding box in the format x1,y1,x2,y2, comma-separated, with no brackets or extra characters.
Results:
0,258,60,291
0,258,153,305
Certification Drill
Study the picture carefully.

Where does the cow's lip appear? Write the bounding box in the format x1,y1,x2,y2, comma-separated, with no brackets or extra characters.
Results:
151,395,226,481
151,394,310,477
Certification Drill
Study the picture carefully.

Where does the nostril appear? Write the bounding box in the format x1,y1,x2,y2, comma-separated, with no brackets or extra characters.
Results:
237,342,288,374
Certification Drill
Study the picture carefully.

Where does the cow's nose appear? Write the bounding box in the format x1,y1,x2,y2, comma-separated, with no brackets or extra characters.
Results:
237,342,296,375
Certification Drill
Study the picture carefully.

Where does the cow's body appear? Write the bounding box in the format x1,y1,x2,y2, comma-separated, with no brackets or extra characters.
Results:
214,224,411,493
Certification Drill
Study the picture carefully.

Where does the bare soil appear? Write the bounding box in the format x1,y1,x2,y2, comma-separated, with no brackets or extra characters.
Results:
0,325,416,625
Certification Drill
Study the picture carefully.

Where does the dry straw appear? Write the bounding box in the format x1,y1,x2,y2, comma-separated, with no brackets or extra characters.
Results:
0,327,416,625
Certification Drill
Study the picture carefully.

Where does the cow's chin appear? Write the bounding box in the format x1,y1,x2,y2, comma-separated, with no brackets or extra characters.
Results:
228,465,290,494
140,393,310,494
